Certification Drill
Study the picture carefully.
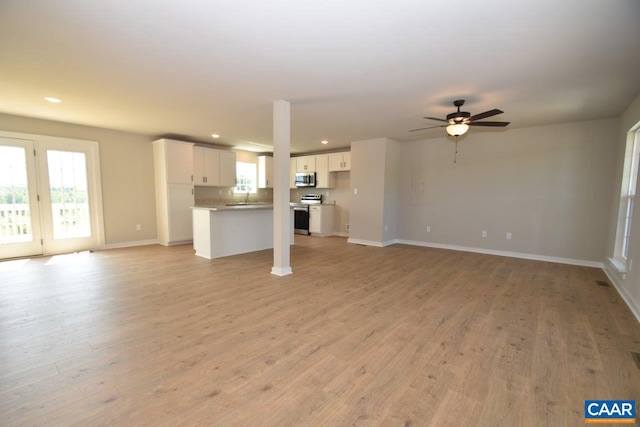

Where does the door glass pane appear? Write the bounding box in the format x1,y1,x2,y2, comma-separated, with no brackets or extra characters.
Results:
0,146,33,244
47,150,91,239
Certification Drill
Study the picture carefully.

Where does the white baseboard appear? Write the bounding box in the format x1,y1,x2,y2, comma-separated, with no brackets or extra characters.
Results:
347,238,398,247
347,238,383,247
603,260,640,324
332,232,349,237
396,239,603,268
101,239,159,250
271,266,293,276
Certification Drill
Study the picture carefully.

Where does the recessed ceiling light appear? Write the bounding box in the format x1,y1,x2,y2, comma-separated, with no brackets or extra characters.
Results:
321,140,328,145
211,134,220,138
44,97,61,103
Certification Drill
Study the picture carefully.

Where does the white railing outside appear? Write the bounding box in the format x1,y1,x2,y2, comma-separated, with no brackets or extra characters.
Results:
0,203,31,243
51,202,91,239
0,203,90,244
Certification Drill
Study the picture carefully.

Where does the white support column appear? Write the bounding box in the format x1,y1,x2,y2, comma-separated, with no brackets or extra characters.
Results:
271,100,292,276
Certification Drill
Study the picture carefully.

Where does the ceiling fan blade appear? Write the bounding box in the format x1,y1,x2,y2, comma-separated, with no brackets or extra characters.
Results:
468,109,504,121
469,121,510,127
423,116,448,122
409,125,446,132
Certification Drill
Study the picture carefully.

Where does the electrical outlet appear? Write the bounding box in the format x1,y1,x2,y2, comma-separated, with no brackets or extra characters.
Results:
506,232,512,240
136,224,142,231
426,225,431,232
482,230,487,238
346,223,350,230
354,188,358,195
384,225,388,232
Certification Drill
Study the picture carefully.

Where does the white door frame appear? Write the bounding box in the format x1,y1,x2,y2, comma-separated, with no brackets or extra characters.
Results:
0,136,43,258
0,130,105,257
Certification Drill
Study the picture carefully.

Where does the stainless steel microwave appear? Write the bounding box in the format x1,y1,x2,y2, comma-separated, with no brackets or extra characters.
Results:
295,172,316,187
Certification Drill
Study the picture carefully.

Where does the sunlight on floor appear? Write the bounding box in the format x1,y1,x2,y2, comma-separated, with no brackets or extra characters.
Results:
45,251,92,266
0,258,31,272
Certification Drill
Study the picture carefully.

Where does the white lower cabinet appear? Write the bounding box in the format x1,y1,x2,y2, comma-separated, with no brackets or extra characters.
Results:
309,205,334,236
165,184,195,243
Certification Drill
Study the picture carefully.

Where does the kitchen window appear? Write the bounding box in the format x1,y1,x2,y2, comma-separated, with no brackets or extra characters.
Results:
234,162,257,194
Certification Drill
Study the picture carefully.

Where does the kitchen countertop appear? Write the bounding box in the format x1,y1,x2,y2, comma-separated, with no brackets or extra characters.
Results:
194,201,335,211
193,203,273,211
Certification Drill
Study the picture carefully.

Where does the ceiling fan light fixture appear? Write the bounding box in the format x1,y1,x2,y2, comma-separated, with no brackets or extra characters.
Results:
446,123,469,137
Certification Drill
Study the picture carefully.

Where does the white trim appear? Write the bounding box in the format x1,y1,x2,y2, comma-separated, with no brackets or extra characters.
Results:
396,239,603,268
603,261,640,324
101,239,159,250
607,257,628,274
347,238,398,247
271,266,292,276
156,239,193,247
332,232,349,237
348,238,383,247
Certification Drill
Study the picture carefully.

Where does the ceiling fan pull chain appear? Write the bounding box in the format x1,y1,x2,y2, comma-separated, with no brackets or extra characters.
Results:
453,138,458,166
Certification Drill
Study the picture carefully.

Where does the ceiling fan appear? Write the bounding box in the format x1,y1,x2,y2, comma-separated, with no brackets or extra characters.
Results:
410,100,510,136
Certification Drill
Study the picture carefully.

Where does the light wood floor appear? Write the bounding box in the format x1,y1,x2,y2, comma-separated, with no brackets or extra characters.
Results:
1,236,639,426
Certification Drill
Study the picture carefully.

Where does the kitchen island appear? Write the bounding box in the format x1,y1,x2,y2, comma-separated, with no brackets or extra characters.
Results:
192,204,294,259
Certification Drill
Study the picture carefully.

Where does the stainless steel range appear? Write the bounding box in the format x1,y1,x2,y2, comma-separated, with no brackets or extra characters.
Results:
292,194,322,235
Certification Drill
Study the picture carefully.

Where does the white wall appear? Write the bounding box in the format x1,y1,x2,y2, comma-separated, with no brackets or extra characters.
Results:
604,92,640,321
397,118,619,264
349,137,400,246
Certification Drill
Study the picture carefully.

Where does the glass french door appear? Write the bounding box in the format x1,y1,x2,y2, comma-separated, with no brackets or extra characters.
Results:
0,138,42,258
36,138,103,256
0,134,104,259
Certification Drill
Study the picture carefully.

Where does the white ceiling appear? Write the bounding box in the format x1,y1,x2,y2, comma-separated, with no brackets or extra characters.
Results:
1,0,639,153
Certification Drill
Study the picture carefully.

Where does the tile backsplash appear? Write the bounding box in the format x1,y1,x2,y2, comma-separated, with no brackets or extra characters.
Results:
195,186,273,206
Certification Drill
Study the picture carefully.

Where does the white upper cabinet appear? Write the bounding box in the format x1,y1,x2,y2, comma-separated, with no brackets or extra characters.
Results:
328,151,351,172
193,146,237,187
161,139,194,184
296,155,316,172
258,156,273,188
193,146,218,186
219,150,237,187
315,154,335,188
290,158,297,189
